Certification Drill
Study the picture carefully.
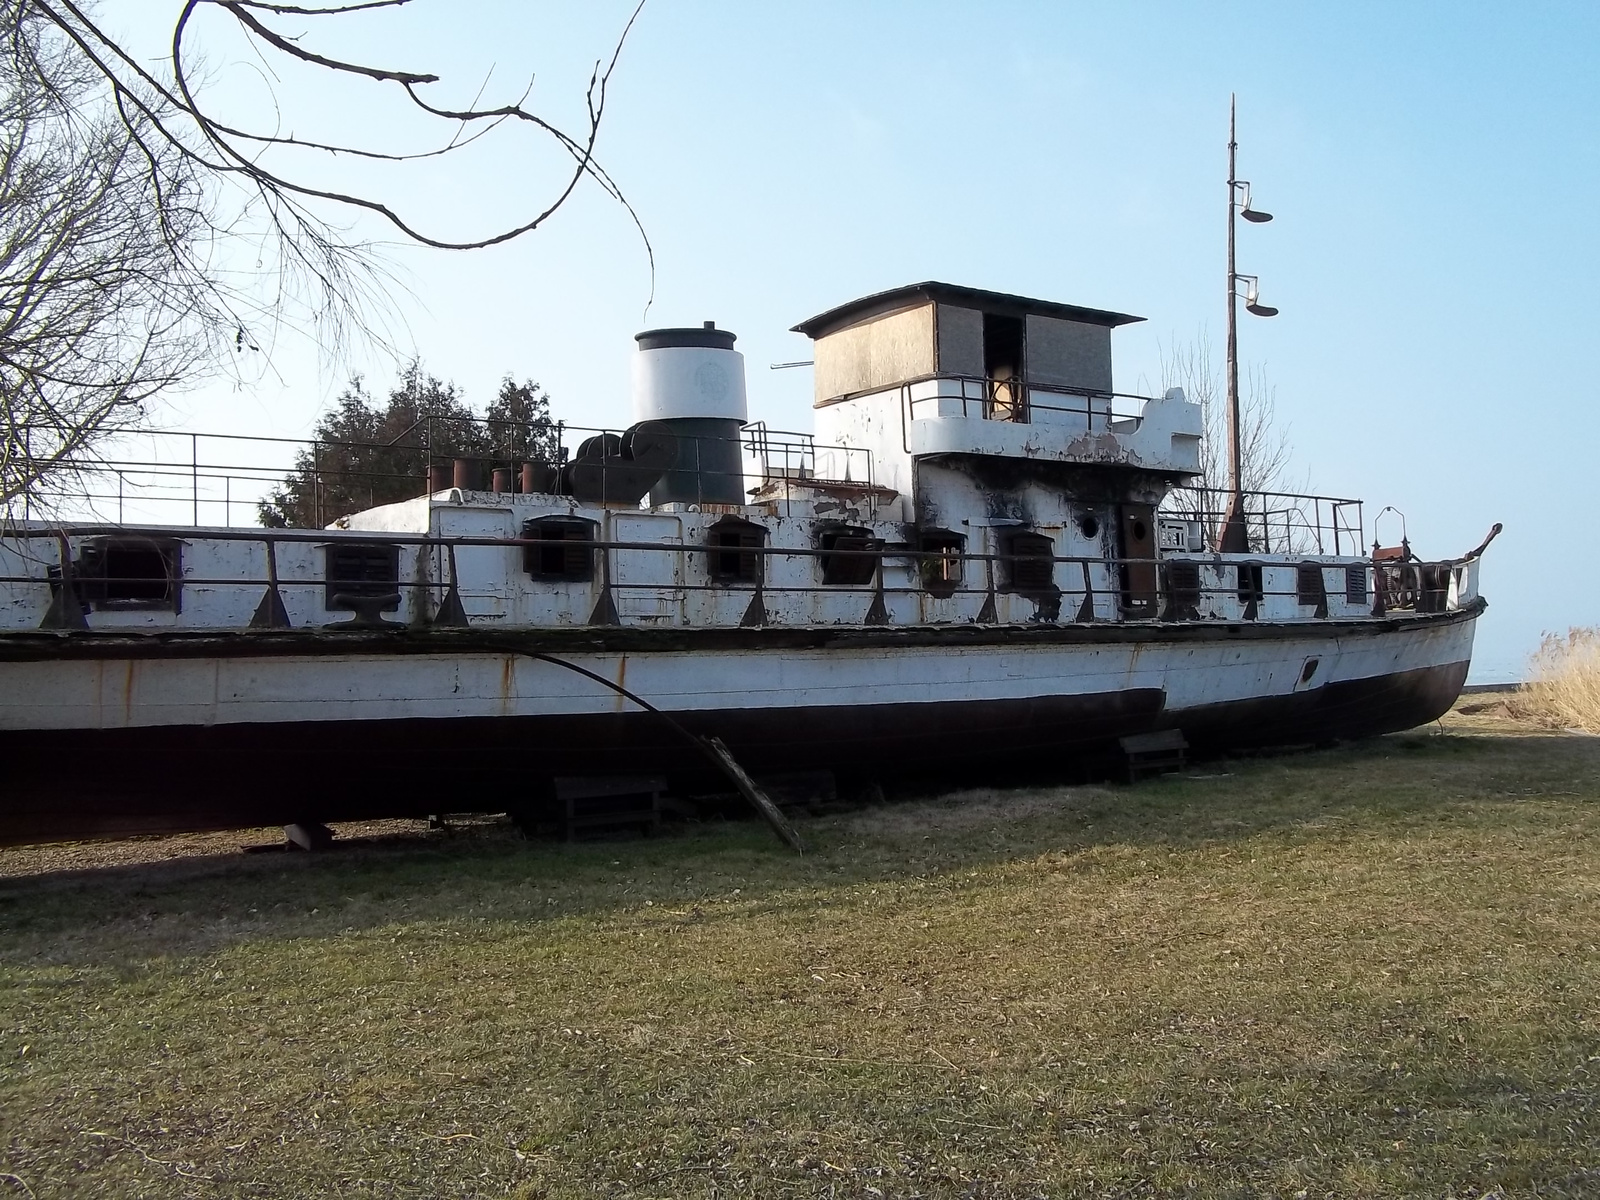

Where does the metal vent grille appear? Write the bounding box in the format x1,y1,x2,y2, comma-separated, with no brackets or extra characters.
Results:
522,518,596,582
1164,561,1201,607
324,542,399,609
1003,532,1056,594
1296,563,1327,607
1345,564,1368,606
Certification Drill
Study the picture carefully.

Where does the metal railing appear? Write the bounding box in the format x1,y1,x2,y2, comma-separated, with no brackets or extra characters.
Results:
1161,486,1364,556
740,423,877,505
6,418,877,531
892,374,1156,430
1,522,1480,635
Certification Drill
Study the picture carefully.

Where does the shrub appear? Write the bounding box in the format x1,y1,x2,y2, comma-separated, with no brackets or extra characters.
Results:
1510,627,1600,733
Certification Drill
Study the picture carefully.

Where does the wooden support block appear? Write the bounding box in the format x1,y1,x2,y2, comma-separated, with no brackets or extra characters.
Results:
284,822,334,851
1118,729,1189,783
553,775,664,840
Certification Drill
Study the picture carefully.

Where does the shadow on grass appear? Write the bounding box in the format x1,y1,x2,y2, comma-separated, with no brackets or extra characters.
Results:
1,727,1595,970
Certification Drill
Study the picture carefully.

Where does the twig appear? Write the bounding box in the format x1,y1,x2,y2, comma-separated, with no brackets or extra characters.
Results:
761,1048,953,1070
83,1130,220,1182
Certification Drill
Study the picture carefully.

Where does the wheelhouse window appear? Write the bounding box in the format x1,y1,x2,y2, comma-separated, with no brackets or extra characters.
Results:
324,542,400,610
1001,531,1055,594
77,537,183,611
918,529,964,598
705,517,764,584
817,525,881,586
522,516,596,582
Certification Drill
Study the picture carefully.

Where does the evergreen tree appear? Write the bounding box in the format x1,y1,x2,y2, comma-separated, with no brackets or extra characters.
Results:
258,361,558,527
484,376,563,465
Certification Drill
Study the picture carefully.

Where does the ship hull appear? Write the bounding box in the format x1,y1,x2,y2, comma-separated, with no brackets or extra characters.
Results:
0,605,1480,843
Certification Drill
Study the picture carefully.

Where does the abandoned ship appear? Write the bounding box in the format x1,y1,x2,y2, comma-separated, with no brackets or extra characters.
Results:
0,281,1495,843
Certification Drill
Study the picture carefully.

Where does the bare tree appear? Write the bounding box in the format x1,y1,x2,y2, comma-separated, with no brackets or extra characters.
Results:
1160,332,1292,498
2,0,648,512
1158,332,1309,549
0,10,210,513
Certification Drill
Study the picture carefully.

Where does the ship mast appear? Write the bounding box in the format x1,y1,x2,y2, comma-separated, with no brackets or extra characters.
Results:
1220,93,1275,554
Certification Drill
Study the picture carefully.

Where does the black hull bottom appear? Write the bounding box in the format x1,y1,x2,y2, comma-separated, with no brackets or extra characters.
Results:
1,660,1469,845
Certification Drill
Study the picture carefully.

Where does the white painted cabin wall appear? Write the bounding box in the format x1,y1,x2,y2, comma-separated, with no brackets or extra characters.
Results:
814,382,1203,497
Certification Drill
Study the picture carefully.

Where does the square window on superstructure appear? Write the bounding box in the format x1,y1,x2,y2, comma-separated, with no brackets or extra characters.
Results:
706,519,764,584
76,537,183,611
919,530,965,598
1236,562,1265,605
816,526,881,587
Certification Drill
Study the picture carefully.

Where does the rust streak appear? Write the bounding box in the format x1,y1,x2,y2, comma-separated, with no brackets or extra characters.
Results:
124,660,136,727
615,655,628,713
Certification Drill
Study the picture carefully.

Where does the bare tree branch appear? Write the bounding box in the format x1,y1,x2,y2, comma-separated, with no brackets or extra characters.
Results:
1,0,653,511
0,15,210,511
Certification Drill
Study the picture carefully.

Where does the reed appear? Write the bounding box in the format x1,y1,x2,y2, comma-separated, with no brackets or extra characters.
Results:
1511,626,1600,733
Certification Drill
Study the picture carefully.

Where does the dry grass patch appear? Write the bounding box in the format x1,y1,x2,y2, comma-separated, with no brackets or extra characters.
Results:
1510,626,1600,733
1,705,1597,1198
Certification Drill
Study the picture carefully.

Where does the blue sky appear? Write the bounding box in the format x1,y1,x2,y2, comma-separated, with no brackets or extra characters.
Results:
121,1,1600,681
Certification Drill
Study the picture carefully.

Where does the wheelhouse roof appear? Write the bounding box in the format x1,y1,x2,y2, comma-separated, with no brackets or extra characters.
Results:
791,281,1145,340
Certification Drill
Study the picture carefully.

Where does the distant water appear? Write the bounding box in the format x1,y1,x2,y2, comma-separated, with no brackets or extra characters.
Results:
1468,652,1524,686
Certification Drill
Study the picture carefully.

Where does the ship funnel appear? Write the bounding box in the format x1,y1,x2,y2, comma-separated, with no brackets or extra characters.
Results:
631,323,749,505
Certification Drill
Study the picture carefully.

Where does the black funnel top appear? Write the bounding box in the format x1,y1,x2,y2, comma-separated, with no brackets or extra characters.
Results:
635,323,737,351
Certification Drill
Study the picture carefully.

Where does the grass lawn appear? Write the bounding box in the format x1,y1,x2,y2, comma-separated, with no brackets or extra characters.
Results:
2,702,1596,1198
